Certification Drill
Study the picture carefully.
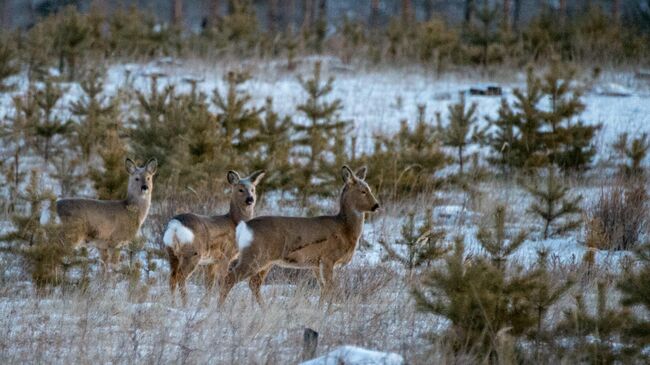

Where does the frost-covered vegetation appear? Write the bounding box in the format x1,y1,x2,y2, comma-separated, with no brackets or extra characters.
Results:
1,3,650,364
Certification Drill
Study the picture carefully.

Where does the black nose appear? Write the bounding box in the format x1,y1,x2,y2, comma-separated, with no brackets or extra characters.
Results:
245,197,254,205
141,185,149,191
371,203,380,212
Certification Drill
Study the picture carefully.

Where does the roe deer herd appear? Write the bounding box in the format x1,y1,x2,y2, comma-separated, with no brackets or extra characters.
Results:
55,157,379,307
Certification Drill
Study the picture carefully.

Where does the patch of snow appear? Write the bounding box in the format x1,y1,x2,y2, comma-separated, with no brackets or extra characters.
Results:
594,82,633,97
300,346,404,365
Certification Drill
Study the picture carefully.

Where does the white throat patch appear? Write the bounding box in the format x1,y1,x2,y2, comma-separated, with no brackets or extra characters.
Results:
236,221,254,250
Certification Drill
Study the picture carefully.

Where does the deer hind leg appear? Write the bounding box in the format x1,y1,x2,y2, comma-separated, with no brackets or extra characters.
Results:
167,247,180,302
248,268,269,307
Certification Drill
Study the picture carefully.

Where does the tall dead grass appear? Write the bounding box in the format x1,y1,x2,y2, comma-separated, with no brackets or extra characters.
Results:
0,263,438,364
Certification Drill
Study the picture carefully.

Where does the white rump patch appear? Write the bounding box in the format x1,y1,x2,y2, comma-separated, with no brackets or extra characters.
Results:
163,219,195,246
236,221,254,250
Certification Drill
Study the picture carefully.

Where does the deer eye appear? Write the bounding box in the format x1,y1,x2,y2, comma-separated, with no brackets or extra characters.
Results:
239,189,244,193
135,178,139,181
361,190,367,195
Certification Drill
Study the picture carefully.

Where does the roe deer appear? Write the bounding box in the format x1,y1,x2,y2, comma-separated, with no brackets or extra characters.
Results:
56,158,157,270
218,166,379,306
163,170,265,304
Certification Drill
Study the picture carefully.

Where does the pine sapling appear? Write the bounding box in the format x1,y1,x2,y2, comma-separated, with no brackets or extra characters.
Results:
30,79,71,163
250,97,293,191
130,73,179,177
612,132,649,178
0,38,19,92
212,70,263,154
527,249,575,361
294,61,350,199
378,208,448,273
617,241,650,358
558,281,633,363
438,93,479,175
0,170,74,289
70,68,118,161
476,205,528,269
523,167,582,239
90,128,128,200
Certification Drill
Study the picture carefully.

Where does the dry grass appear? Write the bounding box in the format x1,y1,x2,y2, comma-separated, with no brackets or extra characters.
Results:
0,262,441,364
586,179,648,250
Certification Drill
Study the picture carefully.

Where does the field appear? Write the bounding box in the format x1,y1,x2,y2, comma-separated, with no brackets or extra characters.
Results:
1,55,649,364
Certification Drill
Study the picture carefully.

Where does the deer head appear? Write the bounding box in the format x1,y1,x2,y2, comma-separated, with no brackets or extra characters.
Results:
340,165,380,213
125,158,158,200
227,170,266,214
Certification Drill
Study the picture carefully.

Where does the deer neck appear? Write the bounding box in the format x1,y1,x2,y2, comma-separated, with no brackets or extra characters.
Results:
337,199,364,244
228,200,254,225
126,192,151,227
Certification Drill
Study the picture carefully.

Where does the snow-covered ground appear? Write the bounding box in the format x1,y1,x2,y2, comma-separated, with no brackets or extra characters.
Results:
1,58,649,363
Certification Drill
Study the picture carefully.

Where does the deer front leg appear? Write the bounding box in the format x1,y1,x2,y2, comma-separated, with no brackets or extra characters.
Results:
205,258,230,291
218,252,263,306
318,260,335,306
99,248,113,275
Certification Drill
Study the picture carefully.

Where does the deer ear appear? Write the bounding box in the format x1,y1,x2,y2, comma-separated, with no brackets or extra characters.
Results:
227,170,240,185
125,158,137,175
341,165,355,184
249,170,266,186
355,166,368,180
145,158,158,174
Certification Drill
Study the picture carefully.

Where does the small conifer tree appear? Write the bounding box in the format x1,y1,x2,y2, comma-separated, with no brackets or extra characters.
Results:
476,205,528,268
540,61,600,171
294,61,350,199
29,79,71,163
365,105,449,197
178,89,226,189
523,167,582,239
212,70,263,157
50,153,84,197
215,0,259,54
50,6,91,80
617,241,650,358
70,68,118,162
558,281,633,363
0,170,74,289
413,232,534,360
485,67,546,170
250,97,293,192
527,249,575,360
1,95,33,211
378,208,448,273
438,93,479,175
486,64,599,172
130,74,181,178
0,37,19,92
90,128,129,200
464,0,502,66
612,132,649,178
